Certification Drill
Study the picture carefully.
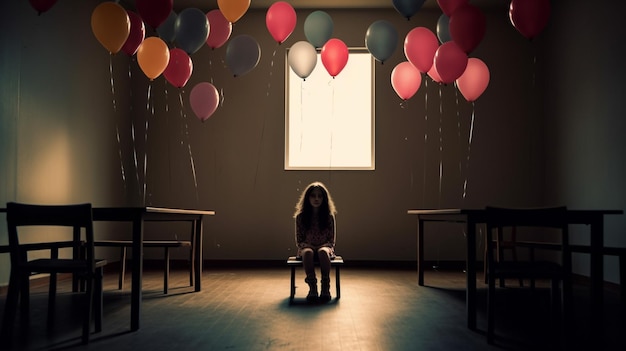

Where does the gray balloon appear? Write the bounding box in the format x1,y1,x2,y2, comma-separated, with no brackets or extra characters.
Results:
226,35,261,77
157,11,177,44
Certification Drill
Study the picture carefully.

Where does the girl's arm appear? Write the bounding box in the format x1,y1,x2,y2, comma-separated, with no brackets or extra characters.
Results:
295,215,307,249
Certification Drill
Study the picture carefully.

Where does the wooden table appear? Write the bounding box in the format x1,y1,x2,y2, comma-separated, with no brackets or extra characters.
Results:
407,208,622,338
91,207,215,331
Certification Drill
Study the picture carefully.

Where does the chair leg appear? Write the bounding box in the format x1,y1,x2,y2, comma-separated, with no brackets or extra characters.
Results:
487,276,496,344
1,272,21,344
94,268,104,333
189,244,194,287
82,275,94,344
164,247,170,294
119,246,127,290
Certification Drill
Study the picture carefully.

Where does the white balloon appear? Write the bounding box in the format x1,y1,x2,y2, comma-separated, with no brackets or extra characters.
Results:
288,41,317,80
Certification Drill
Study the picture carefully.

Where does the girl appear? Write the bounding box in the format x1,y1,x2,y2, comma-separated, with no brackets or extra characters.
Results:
293,181,337,302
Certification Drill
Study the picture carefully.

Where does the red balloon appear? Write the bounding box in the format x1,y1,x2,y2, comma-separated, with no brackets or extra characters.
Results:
136,0,173,29
391,61,422,100
449,3,486,54
437,0,467,16
434,41,467,84
121,11,145,57
403,27,439,73
427,64,443,84
509,0,550,40
456,57,489,102
321,38,349,77
266,1,297,44
164,48,193,88
29,0,57,15
206,10,232,49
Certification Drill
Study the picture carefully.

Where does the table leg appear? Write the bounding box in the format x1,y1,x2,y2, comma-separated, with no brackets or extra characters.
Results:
590,219,604,344
417,218,424,286
194,217,203,292
466,220,477,330
131,217,144,331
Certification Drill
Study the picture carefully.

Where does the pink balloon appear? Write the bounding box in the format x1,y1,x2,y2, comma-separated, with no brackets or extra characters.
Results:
121,11,146,57
190,82,219,121
266,1,297,44
449,3,486,54
427,64,443,84
206,10,232,49
403,27,439,73
433,41,467,84
437,0,467,16
321,38,349,77
456,57,489,102
163,48,193,88
391,61,422,100
136,0,172,29
509,0,550,40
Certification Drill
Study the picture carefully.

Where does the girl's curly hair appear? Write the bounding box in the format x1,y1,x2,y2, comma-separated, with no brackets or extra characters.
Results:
293,182,337,229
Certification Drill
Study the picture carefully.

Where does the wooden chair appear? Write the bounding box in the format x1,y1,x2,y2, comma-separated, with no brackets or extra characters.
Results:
1,202,107,345
484,226,524,287
94,239,192,294
484,206,571,345
287,255,343,303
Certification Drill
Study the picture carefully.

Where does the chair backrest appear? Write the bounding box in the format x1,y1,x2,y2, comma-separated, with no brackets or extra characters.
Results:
484,206,570,269
6,202,95,270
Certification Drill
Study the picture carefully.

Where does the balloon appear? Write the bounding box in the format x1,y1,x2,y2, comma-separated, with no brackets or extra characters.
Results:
437,0,468,16
509,0,551,40
136,0,172,29
304,11,333,48
456,57,489,102
436,14,451,43
29,0,57,15
121,11,145,57
392,0,426,20
218,0,250,23
225,35,261,77
157,11,178,45
91,2,130,54
391,61,422,100
427,64,443,84
206,10,232,49
288,41,317,80
266,1,297,44
403,27,439,73
365,20,398,64
190,82,220,121
163,48,193,88
175,8,210,55
321,38,349,78
433,41,467,84
137,37,170,80
449,3,486,54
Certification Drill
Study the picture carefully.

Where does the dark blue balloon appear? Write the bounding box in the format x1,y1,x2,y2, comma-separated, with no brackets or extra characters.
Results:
175,8,209,55
392,0,426,20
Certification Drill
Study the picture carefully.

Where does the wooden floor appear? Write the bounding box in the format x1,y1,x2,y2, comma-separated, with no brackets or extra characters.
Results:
0,265,624,351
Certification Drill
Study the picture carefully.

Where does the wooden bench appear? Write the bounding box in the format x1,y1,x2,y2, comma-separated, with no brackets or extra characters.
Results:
287,255,343,302
94,240,192,294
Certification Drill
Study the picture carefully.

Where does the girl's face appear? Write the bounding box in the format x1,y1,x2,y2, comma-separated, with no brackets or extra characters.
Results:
308,188,324,209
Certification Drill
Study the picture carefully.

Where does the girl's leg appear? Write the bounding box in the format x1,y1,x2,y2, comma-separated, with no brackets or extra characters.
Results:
318,247,332,301
301,248,318,301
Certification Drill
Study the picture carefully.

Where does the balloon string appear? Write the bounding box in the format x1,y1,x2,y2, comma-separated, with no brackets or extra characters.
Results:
455,83,462,184
299,79,304,152
143,83,152,206
422,78,428,208
266,48,277,97
328,79,335,185
438,85,443,209
180,91,199,204
116,125,126,190
109,54,116,112
463,103,475,199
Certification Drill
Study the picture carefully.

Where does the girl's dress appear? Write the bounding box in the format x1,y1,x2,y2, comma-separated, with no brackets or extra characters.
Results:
295,213,336,258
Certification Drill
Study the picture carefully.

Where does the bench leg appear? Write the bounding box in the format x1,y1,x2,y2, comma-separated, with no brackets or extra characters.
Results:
290,266,296,302
335,266,341,299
